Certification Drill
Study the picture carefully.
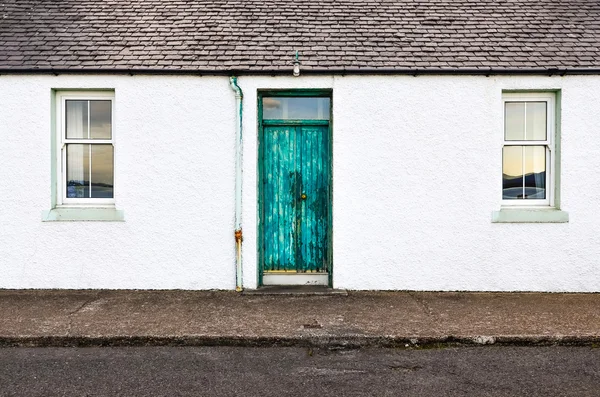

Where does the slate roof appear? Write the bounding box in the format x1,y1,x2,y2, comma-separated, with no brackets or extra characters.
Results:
1,0,600,73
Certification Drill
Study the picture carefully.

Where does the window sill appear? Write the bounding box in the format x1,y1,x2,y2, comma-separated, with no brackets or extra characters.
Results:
491,208,569,223
41,207,125,222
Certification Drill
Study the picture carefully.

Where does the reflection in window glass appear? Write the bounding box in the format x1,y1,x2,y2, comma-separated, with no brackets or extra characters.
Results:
66,144,90,198
503,146,546,199
66,144,114,198
90,100,112,139
526,102,546,140
505,101,546,141
66,100,112,139
66,100,89,139
263,97,330,120
91,145,114,198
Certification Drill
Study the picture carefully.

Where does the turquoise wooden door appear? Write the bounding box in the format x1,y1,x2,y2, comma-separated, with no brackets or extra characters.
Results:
261,122,331,275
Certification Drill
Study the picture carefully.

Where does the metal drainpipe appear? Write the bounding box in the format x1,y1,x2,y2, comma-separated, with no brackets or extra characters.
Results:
229,76,244,292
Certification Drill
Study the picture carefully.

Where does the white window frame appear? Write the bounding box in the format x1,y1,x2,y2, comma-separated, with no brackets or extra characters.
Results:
501,92,555,208
55,91,116,208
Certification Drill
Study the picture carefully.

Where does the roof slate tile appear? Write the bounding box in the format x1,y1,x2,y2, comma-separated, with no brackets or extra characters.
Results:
0,0,599,71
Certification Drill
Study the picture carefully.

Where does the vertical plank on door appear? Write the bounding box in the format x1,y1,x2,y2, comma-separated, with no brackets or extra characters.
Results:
299,125,329,273
263,126,297,271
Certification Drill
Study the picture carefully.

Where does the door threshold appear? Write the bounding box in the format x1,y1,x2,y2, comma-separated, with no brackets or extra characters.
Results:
243,285,347,296
262,272,329,286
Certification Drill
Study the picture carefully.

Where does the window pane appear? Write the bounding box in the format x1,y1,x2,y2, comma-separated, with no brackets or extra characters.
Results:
90,100,112,139
91,145,114,198
523,146,546,199
505,102,525,140
263,97,330,120
526,102,547,140
503,146,523,199
505,101,546,141
66,144,90,198
66,100,88,139
503,146,546,199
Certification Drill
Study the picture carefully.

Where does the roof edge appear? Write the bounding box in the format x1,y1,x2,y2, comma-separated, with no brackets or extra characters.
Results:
1,68,600,76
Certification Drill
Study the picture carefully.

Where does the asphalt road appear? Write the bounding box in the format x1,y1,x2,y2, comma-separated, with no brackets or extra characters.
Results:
0,346,598,396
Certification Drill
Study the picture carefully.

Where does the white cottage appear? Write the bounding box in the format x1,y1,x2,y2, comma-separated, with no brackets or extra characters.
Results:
1,0,600,291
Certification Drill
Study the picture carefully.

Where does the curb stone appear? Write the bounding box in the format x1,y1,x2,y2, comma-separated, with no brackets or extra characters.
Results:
1,335,599,349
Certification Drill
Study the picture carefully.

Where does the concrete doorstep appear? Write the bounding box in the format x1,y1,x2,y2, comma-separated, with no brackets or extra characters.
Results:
0,290,599,348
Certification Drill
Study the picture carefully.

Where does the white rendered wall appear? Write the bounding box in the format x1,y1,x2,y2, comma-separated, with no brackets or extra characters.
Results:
2,74,600,291
239,75,600,292
0,75,236,289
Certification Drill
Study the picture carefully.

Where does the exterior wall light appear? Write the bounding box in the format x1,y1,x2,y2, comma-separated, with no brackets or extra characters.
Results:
293,50,300,77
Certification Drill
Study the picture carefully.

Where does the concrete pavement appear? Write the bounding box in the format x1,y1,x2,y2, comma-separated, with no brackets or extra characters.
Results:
0,289,599,348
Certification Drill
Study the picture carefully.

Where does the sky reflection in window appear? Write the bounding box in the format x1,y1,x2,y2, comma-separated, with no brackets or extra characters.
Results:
263,97,330,120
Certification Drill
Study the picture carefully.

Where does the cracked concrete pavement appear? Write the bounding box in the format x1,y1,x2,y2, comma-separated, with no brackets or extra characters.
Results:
0,290,599,347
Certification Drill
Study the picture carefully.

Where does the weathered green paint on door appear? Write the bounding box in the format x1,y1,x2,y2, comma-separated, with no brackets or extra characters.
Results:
260,119,331,277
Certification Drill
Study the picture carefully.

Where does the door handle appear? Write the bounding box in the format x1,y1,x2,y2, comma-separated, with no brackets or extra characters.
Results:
301,193,307,200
